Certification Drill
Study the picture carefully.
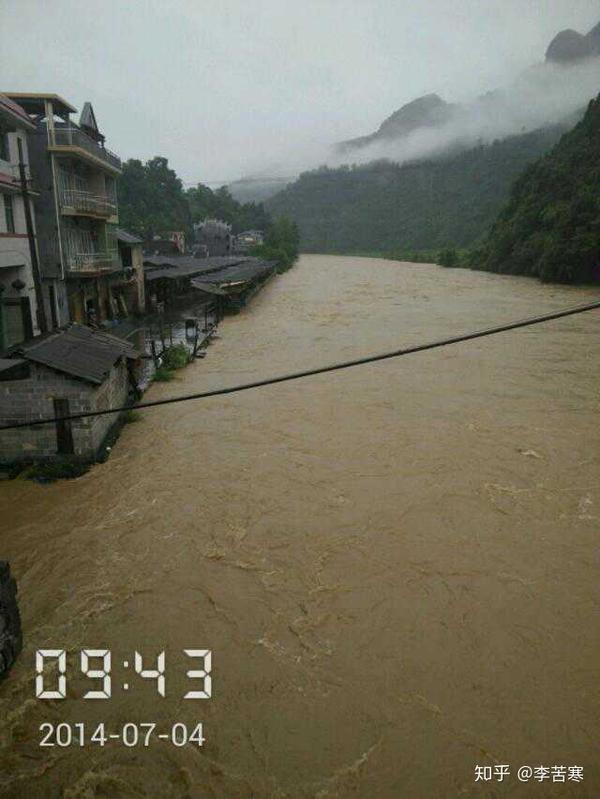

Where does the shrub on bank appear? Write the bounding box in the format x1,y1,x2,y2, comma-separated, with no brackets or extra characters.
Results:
438,247,460,267
20,458,90,482
153,366,176,382
250,215,300,272
152,343,191,383
161,343,190,370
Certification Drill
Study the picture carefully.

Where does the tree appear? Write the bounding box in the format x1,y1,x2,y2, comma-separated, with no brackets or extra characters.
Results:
186,183,270,233
118,157,191,238
265,123,570,255
476,94,600,283
250,216,300,272
119,164,272,241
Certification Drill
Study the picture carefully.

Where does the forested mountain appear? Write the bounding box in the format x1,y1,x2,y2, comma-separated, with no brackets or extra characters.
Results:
266,123,570,253
474,94,600,283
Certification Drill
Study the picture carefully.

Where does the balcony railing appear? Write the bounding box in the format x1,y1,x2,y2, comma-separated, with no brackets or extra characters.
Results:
52,126,122,171
60,188,117,218
67,250,119,273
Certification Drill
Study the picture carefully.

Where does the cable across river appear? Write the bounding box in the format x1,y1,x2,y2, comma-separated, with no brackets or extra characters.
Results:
1,299,599,432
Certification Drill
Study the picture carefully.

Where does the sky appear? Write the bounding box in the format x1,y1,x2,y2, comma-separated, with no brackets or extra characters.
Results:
1,0,598,185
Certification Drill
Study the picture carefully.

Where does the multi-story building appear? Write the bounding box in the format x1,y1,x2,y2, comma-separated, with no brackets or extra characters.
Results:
6,93,125,327
0,94,41,349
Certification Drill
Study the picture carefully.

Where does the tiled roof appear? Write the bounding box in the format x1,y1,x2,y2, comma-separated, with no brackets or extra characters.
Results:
143,255,252,281
0,94,35,130
116,228,143,245
11,324,138,385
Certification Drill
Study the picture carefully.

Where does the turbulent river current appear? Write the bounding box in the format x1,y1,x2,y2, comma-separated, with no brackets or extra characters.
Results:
1,255,599,798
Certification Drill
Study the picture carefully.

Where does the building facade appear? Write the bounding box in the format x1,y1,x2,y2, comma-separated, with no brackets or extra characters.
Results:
117,229,145,314
6,93,125,328
0,95,41,349
194,218,233,256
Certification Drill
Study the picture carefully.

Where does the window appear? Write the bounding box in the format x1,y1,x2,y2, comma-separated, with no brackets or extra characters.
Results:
0,126,10,162
3,194,15,233
1,297,33,348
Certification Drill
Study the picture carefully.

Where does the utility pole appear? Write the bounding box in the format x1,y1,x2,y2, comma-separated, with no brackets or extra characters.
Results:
17,140,48,334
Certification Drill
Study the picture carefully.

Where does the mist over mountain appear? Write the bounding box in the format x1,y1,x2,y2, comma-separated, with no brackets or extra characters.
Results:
228,176,291,205
337,94,461,154
545,20,600,62
230,18,600,204
328,24,600,168
266,120,573,254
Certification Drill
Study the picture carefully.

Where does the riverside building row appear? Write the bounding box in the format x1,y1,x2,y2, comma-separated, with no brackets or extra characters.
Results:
0,91,276,467
0,91,146,467
0,92,145,350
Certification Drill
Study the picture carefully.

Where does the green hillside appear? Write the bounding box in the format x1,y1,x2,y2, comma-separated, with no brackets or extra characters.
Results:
475,94,600,283
266,124,569,254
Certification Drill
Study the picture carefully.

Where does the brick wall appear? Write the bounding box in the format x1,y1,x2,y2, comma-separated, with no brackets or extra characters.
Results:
0,359,130,464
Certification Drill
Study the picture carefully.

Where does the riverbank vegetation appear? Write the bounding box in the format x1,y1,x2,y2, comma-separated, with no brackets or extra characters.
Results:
473,93,600,283
266,123,570,254
249,217,300,272
277,95,599,285
153,343,191,382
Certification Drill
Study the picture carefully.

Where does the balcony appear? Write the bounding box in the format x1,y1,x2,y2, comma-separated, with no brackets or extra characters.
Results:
67,250,120,274
60,188,117,219
51,126,122,172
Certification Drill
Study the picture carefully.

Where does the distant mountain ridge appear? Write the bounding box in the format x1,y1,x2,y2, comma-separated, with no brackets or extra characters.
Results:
230,17,599,211
228,175,291,204
337,94,460,154
334,18,600,156
266,120,573,254
545,20,600,63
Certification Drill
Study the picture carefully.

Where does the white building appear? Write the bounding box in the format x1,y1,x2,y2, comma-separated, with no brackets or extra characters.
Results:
0,94,40,349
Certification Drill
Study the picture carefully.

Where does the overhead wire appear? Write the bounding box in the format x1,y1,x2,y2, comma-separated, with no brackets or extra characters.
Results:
0,299,598,432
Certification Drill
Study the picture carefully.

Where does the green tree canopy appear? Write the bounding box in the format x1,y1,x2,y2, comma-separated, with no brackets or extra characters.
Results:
475,94,600,283
250,216,300,272
118,160,271,240
265,124,570,254
118,156,191,238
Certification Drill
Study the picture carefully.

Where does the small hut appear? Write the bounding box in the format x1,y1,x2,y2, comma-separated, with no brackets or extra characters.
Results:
0,324,139,465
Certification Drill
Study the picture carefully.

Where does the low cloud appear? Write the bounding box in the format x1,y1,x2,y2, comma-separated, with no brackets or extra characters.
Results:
323,57,600,170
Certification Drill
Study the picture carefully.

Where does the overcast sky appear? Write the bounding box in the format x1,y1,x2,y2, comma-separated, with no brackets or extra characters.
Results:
1,0,598,185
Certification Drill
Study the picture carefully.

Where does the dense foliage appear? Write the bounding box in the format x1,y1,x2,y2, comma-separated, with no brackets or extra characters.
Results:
118,157,191,238
118,157,270,238
250,216,300,272
474,94,600,283
266,125,569,254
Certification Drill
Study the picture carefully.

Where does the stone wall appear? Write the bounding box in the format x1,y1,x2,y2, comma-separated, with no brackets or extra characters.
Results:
0,358,130,464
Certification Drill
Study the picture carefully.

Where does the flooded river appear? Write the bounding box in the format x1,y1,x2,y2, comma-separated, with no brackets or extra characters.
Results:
1,255,599,798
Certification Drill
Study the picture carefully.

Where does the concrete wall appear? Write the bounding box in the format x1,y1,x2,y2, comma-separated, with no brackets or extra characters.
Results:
0,129,40,338
132,244,145,312
0,359,130,464
119,242,145,314
26,127,70,328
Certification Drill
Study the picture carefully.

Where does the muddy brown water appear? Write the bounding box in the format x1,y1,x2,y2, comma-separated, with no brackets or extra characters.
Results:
0,255,599,798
